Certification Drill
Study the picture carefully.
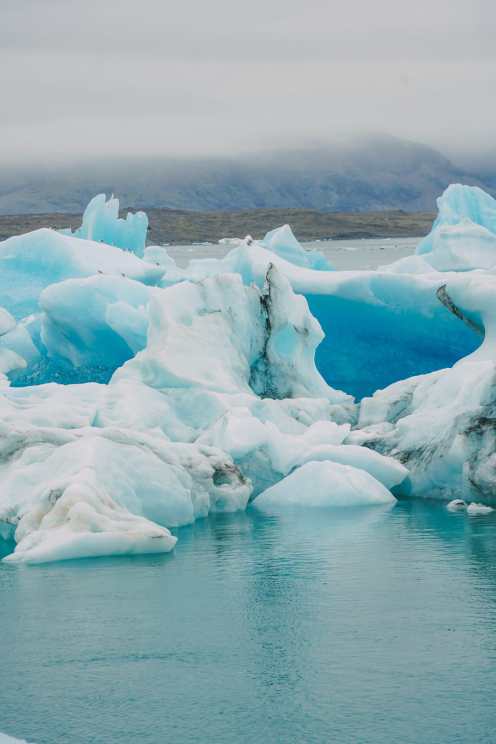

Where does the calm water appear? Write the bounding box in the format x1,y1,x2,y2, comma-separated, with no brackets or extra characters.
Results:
1,500,496,744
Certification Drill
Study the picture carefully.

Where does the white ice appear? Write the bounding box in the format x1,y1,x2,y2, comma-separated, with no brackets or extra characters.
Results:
261,224,332,270
252,460,396,513
467,502,494,516
447,499,467,511
382,184,496,274
3,183,496,563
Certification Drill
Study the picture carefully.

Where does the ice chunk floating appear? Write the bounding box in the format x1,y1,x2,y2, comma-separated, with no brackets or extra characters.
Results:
1,184,495,564
73,193,149,254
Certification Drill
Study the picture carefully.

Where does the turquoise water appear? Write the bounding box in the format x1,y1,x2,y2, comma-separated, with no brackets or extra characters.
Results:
1,500,496,744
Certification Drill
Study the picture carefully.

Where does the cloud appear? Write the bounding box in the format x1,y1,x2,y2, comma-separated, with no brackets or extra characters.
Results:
0,0,494,163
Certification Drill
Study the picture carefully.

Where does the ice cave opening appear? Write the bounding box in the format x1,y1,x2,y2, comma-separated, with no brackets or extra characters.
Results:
307,293,481,399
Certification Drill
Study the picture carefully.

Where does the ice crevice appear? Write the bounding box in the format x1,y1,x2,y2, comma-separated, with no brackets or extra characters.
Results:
436,284,484,336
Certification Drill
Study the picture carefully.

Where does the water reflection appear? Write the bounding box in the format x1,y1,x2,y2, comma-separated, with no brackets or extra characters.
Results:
1,500,496,744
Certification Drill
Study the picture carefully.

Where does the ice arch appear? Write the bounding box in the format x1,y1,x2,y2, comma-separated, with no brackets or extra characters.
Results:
306,289,480,400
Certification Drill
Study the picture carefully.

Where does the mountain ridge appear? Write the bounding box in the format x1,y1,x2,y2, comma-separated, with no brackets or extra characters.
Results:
0,136,493,216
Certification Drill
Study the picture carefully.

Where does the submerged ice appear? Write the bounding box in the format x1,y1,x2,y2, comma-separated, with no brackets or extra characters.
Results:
1,184,495,564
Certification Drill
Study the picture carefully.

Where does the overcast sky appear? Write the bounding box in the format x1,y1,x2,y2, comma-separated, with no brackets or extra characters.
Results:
1,0,495,165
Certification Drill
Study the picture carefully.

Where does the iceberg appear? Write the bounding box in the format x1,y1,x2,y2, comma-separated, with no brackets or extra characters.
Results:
447,499,466,511
3,183,496,564
143,244,177,270
114,265,348,401
353,273,496,501
467,503,494,516
40,275,151,375
0,228,163,319
252,460,396,513
0,384,252,562
261,224,332,270
0,252,358,562
417,184,496,251
383,184,496,274
74,193,149,254
167,234,479,398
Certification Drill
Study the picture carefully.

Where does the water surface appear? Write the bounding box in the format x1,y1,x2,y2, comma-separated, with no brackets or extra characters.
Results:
165,236,419,269
1,500,496,744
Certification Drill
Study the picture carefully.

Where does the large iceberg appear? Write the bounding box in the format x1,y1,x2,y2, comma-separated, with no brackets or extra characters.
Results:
2,182,496,564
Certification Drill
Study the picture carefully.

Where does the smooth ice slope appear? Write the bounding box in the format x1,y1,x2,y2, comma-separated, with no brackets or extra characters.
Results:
0,228,162,318
253,460,395,513
75,194,149,254
40,275,150,372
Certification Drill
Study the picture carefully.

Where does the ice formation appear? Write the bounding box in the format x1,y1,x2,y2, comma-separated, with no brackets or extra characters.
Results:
383,184,496,274
74,194,149,253
253,460,396,513
352,272,496,501
447,499,495,516
261,224,332,270
2,182,496,564
447,499,467,511
467,503,494,516
0,227,162,319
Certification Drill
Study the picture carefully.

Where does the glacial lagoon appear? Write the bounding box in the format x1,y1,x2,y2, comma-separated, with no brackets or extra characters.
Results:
2,210,496,742
1,500,496,744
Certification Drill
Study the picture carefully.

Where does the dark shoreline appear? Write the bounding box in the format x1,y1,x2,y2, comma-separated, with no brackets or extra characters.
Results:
0,207,435,245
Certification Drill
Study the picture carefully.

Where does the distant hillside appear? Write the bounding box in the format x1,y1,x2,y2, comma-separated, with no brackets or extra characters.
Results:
0,135,493,216
0,207,435,245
